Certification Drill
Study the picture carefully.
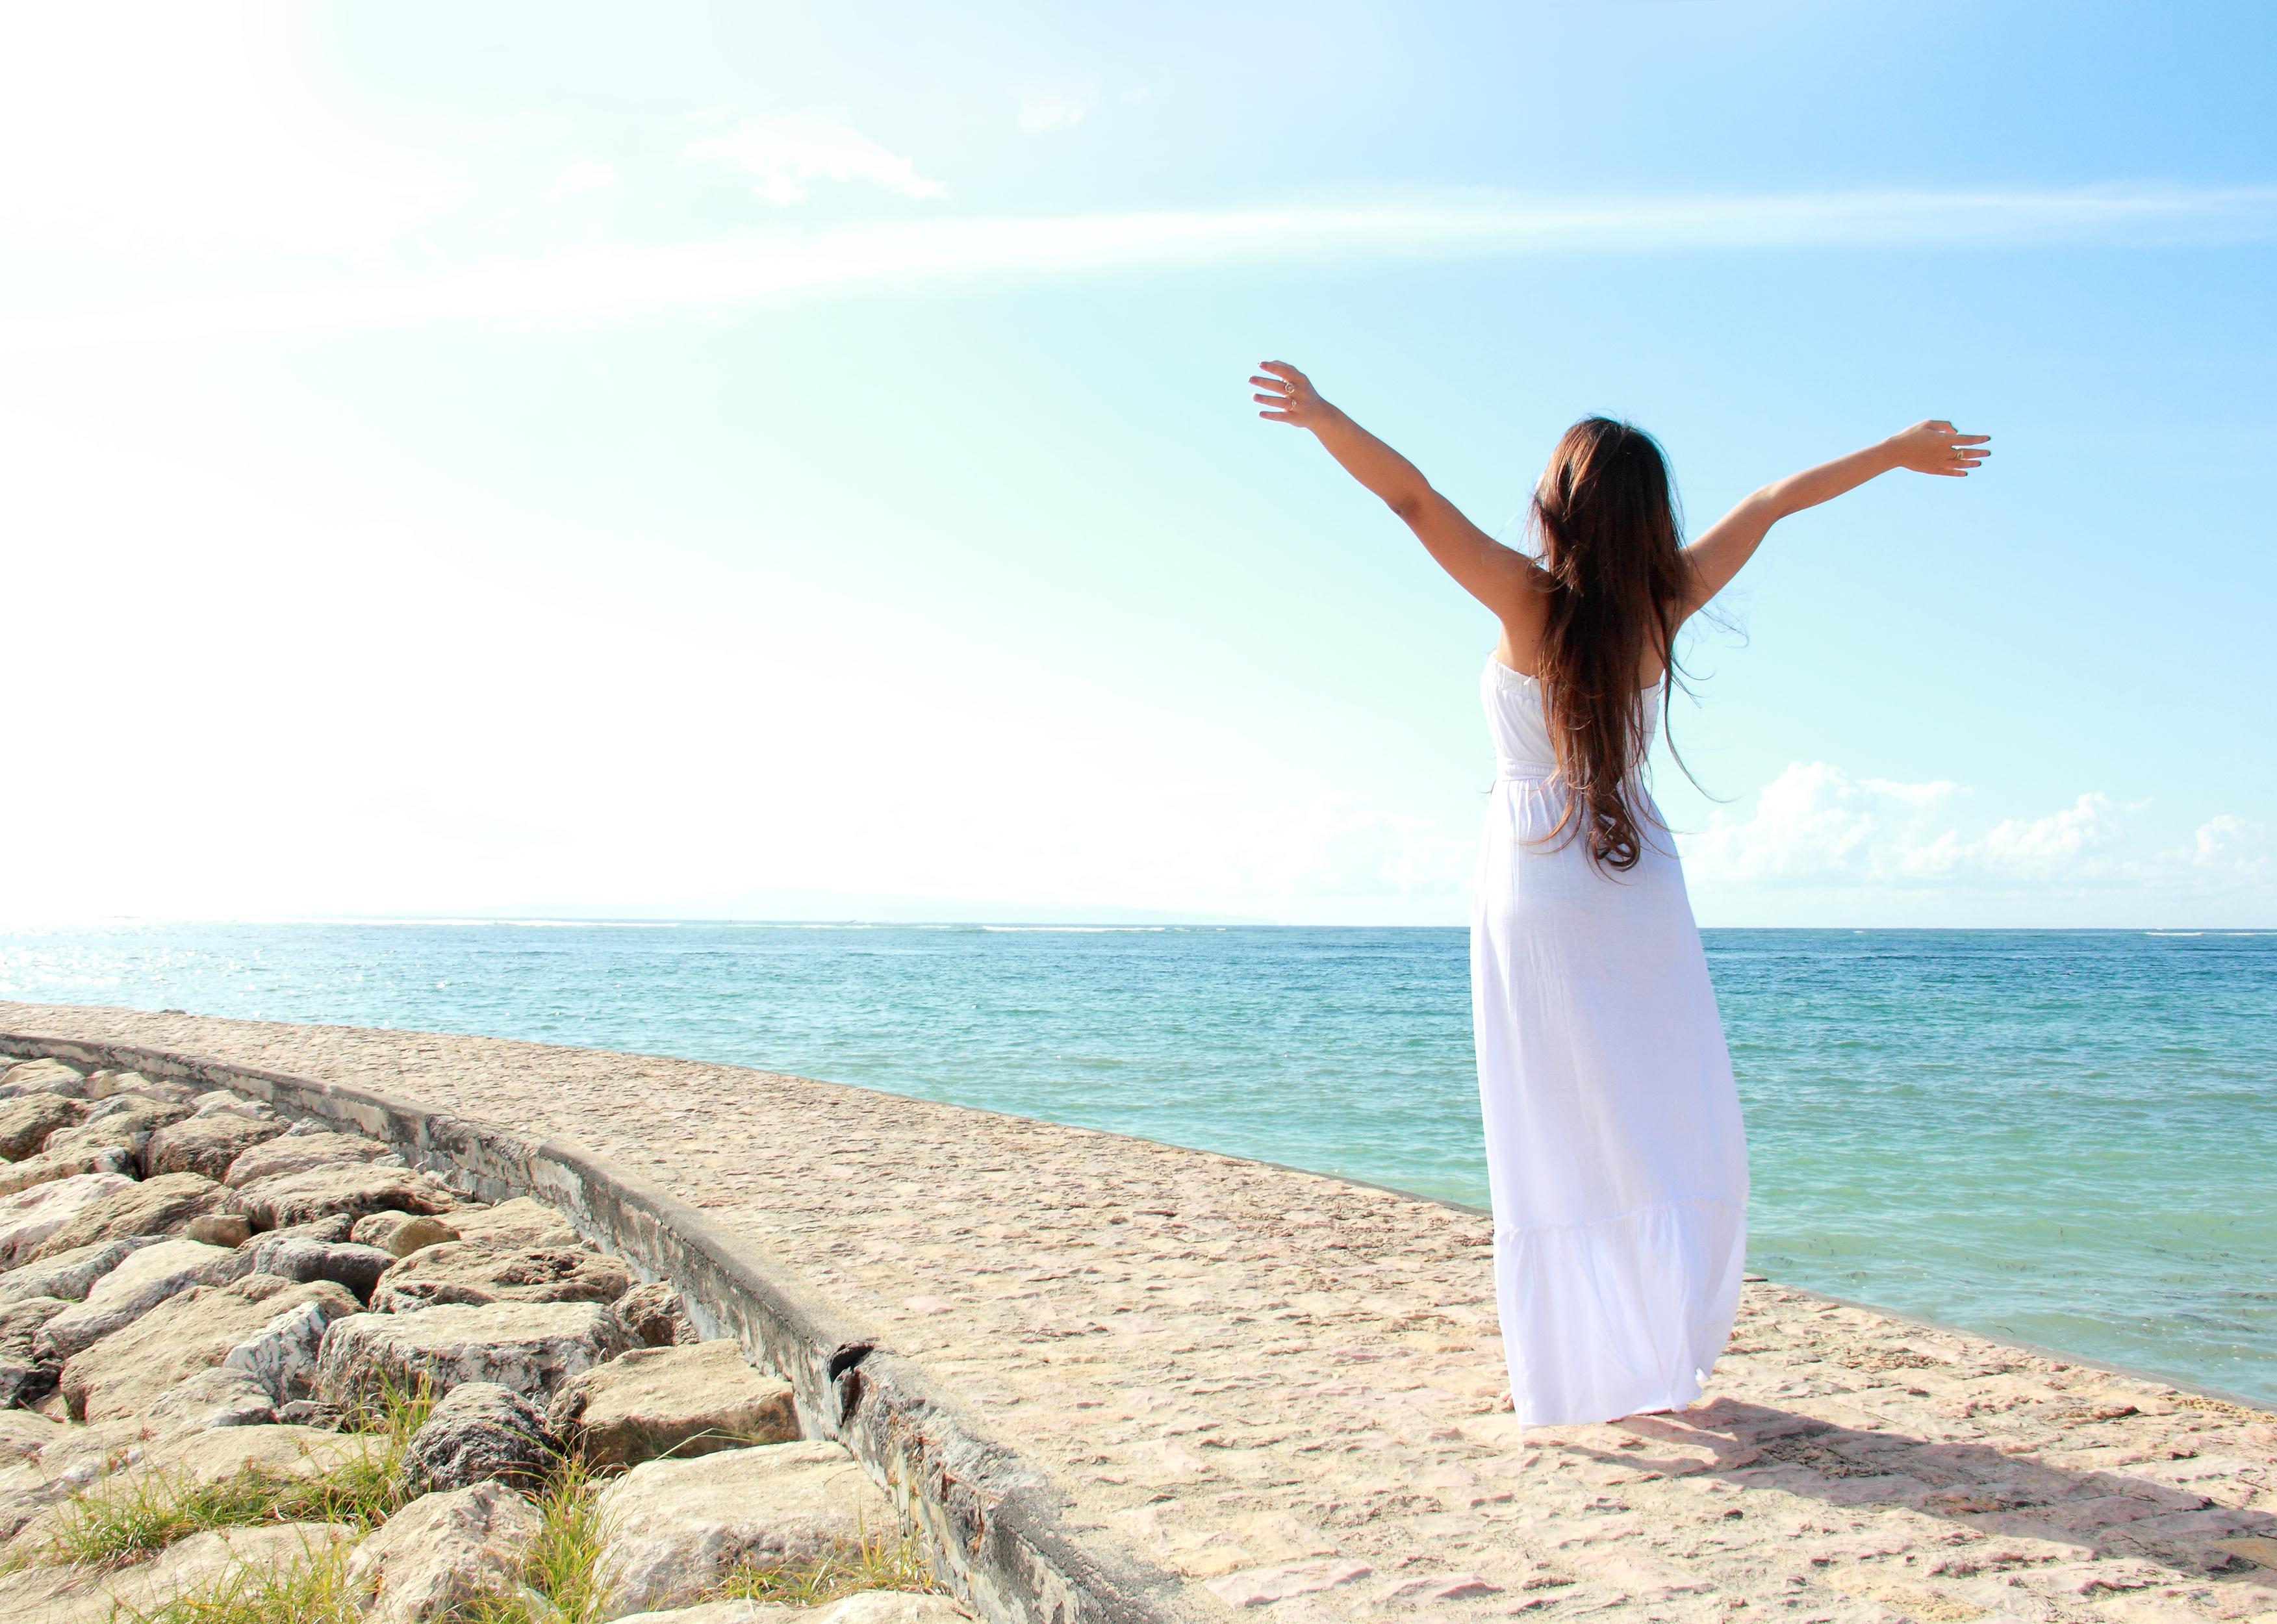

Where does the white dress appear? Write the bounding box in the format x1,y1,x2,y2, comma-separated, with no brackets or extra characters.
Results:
1471,657,1749,1426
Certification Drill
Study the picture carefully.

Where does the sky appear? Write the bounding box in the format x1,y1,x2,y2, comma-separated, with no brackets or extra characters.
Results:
3,1,2272,928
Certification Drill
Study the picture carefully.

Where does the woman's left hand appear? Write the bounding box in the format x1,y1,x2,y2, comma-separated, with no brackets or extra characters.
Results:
1251,361,1334,429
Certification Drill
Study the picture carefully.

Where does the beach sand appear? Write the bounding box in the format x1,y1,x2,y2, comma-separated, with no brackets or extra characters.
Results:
5,1000,2272,1622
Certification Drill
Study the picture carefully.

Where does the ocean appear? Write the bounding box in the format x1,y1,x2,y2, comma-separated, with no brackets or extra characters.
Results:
2,923,2270,1406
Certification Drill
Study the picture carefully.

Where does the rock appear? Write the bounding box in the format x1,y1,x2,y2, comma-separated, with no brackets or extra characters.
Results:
143,1110,287,1180
372,1242,633,1313
224,1130,400,1189
403,1381,559,1491
0,1059,85,1099
0,1520,353,1624
615,1282,698,1348
592,1441,898,1616
446,1197,579,1252
0,1173,137,1269
184,1212,253,1248
608,1605,806,1624
317,1300,634,1408
146,1365,280,1434
34,1238,247,1361
225,1163,457,1232
275,1398,341,1428
0,1236,160,1312
26,1171,223,1262
344,1480,543,1624
92,1421,362,1501
45,1097,192,1158
817,1598,969,1624
0,1144,138,1199
0,1297,66,1408
59,1272,359,1421
83,1070,194,1103
0,1093,90,1160
191,1089,276,1121
265,1212,356,1246
353,1212,461,1256
548,1341,798,1468
0,1408,64,1464
247,1236,397,1302
223,1285,361,1404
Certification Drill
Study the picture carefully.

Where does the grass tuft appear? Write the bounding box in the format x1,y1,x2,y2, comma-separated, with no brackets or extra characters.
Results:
706,1525,937,1608
459,1456,611,1624
44,1374,438,1567
105,1545,363,1624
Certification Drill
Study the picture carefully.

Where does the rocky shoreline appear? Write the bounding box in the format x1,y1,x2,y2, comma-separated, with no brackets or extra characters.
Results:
0,1052,965,1623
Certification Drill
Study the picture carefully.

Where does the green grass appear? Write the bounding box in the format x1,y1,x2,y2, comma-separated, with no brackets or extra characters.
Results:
44,1375,437,1567
457,1458,611,1624
706,1525,938,1608
106,1546,363,1624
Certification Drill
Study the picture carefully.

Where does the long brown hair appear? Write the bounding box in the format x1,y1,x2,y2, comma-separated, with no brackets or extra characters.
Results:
1531,417,1691,873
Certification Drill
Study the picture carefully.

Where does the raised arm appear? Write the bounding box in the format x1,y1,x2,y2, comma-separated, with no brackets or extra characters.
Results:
1252,361,1549,626
1683,421,1990,615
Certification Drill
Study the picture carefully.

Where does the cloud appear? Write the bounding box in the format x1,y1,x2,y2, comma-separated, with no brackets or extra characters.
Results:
1682,762,2270,894
9,181,2274,355
1017,93,1088,134
550,160,620,197
681,110,945,205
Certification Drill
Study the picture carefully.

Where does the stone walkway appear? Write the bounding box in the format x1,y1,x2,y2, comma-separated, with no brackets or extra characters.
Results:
5,1002,2272,1624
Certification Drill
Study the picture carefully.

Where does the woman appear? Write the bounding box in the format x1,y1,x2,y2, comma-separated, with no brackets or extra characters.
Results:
1253,362,1988,1426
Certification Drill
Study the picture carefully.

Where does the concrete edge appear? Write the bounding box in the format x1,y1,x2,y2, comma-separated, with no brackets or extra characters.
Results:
0,1029,1218,1624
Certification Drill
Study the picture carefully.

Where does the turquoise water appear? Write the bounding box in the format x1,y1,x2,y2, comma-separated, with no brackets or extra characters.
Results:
2,924,2271,1406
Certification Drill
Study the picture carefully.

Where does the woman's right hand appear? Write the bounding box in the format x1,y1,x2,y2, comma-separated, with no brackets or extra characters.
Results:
1886,420,1991,477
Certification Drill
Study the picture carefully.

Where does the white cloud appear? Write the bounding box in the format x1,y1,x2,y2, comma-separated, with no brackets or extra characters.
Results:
1017,93,1088,134
0,8,444,255
1682,763,2270,896
10,182,2273,354
681,110,945,206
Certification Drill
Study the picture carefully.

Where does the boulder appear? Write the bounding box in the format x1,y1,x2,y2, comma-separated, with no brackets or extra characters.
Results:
609,1605,806,1624
0,1173,137,1269
184,1212,253,1248
224,1130,400,1189
0,1236,160,1310
0,1093,89,1160
317,1300,633,1408
275,1399,342,1428
112,1418,361,1491
34,1238,246,1361
0,1520,352,1624
0,1144,137,1199
817,1599,969,1624
265,1212,356,1246
344,1480,543,1624
548,1341,798,1467
143,1111,286,1180
0,1408,64,1465
224,1288,361,1404
615,1282,698,1349
0,1297,67,1408
592,1441,899,1616
191,1089,276,1121
446,1197,579,1252
26,1171,223,1261
45,1097,192,1158
0,1059,86,1100
403,1381,559,1492
226,1163,457,1232
353,1212,461,1256
247,1236,396,1302
83,1070,195,1104
59,1272,359,1421
145,1365,279,1435
372,1243,632,1313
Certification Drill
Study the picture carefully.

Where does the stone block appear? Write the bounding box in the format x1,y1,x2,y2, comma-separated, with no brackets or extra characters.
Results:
372,1241,631,1313
548,1340,798,1467
317,1299,634,1407
223,1130,402,1190
0,1093,90,1160
592,1441,898,1616
35,1237,246,1361
345,1480,544,1624
144,1111,288,1180
26,1171,223,1262
226,1163,458,1232
0,1173,137,1269
59,1272,359,1422
405,1380,560,1491
615,1282,698,1348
